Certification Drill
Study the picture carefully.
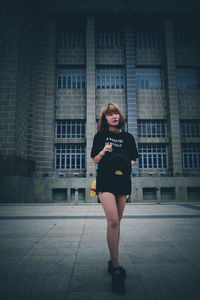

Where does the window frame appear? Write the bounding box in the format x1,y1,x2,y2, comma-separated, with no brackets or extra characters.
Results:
57,32,85,48
96,32,123,48
57,68,86,90
55,144,86,170
135,31,162,49
136,67,164,90
139,144,168,169
56,120,86,139
182,144,200,169
138,120,167,138
176,68,198,90
180,120,200,138
175,32,200,49
96,66,125,89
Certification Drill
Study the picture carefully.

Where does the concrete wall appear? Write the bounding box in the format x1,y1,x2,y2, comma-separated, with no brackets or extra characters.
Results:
137,90,167,119
47,0,200,14
56,90,86,119
1,175,200,203
0,1,24,158
179,91,200,119
57,48,86,65
96,48,124,65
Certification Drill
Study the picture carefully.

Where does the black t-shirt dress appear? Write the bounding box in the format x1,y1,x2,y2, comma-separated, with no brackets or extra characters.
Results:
91,130,139,196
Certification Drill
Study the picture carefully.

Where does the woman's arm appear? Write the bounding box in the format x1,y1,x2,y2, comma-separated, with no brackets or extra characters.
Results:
92,144,112,164
92,151,104,164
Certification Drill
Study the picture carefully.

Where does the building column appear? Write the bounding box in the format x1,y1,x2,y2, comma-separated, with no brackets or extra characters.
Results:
125,24,139,177
86,16,96,178
0,1,19,160
42,18,56,177
164,17,182,176
28,15,48,177
0,0,34,176
28,16,56,178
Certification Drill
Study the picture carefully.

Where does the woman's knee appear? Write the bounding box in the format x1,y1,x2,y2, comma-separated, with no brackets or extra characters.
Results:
108,216,120,228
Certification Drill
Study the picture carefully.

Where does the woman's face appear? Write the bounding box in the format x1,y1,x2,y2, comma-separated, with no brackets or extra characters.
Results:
105,112,120,127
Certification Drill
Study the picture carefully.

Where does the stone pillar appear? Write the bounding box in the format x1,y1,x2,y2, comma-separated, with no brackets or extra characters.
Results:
125,24,139,177
164,17,182,176
0,0,19,158
67,189,70,202
0,0,34,176
28,15,56,178
28,15,48,177
86,16,96,178
42,18,56,177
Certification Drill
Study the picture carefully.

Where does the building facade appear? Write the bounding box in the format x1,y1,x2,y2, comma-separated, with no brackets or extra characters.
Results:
0,0,200,203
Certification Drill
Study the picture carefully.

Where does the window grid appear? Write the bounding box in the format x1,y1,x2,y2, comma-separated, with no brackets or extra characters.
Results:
176,68,198,90
55,145,86,170
136,68,163,90
182,144,200,169
138,120,167,138
175,32,200,48
180,120,200,138
57,32,85,48
96,67,125,89
96,33,123,48
135,32,161,48
57,68,86,89
139,144,168,169
56,121,86,139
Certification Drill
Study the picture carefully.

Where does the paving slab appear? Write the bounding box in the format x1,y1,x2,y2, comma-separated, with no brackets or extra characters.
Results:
0,203,200,300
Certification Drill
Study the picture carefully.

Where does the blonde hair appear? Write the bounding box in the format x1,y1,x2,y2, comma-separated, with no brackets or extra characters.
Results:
97,103,125,132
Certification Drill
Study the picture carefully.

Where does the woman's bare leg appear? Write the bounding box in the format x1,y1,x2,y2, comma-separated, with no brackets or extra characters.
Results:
116,195,127,221
116,195,127,247
99,192,120,268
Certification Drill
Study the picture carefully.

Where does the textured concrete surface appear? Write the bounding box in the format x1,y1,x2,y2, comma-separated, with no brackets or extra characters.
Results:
0,203,200,300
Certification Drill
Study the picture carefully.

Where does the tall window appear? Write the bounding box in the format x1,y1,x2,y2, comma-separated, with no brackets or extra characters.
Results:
135,32,161,49
57,68,86,89
55,145,86,170
57,32,85,48
96,32,123,48
138,120,167,138
56,121,86,139
182,144,200,169
139,144,168,169
96,67,125,89
180,120,200,138
136,68,163,89
176,68,198,90
175,32,199,48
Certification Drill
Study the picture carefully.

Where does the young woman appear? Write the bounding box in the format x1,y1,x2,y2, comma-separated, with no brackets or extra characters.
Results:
91,103,139,295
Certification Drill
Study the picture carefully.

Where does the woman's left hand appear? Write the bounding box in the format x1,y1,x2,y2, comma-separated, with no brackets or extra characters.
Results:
131,160,136,166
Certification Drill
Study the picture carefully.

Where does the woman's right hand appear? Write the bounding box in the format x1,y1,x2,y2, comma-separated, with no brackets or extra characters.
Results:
93,144,113,164
100,144,113,156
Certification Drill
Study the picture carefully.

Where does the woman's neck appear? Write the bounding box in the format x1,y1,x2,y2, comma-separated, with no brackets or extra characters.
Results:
108,126,122,133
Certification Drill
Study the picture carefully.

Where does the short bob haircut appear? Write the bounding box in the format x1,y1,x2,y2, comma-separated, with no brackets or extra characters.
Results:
97,103,125,132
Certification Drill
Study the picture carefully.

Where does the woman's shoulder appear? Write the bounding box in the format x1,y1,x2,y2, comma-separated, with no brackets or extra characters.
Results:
93,131,107,141
122,131,134,138
94,131,105,137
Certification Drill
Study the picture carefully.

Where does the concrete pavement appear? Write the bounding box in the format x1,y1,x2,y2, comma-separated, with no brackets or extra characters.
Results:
0,203,200,300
